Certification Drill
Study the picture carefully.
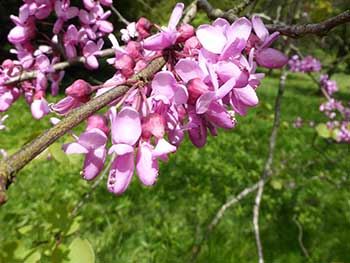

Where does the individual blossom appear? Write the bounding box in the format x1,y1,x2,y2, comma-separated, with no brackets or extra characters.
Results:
143,3,184,50
63,114,109,180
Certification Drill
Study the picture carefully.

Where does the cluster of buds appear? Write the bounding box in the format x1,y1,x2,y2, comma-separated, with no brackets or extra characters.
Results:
320,74,338,96
0,0,114,119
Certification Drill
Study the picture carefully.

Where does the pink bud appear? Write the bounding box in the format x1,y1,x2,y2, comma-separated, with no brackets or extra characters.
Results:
126,41,142,60
65,79,91,98
184,36,202,54
33,90,45,100
114,54,135,78
141,113,165,139
87,114,110,135
136,17,152,39
187,78,210,104
176,24,195,43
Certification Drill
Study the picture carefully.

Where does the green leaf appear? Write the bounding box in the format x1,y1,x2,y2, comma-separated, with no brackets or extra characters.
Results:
315,123,331,138
271,179,283,190
50,143,69,164
68,237,95,263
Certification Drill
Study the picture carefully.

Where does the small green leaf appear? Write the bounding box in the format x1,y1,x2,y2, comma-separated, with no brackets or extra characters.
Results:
68,237,95,263
315,123,331,138
271,179,283,190
50,143,69,163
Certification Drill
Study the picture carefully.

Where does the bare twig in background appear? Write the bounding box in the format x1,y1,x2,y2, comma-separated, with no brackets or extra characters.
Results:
182,0,198,24
70,154,115,217
190,181,261,262
293,215,311,260
253,67,288,263
232,0,257,15
4,48,115,86
197,1,350,38
110,5,130,25
0,56,167,205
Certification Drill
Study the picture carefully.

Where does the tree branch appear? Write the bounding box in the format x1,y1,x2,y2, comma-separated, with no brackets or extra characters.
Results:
253,67,288,263
4,48,115,86
0,56,167,206
197,0,350,38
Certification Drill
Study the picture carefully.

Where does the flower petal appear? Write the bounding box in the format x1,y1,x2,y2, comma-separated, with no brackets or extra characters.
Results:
196,25,226,54
136,142,159,186
252,15,269,41
168,3,184,30
256,48,288,69
107,153,134,195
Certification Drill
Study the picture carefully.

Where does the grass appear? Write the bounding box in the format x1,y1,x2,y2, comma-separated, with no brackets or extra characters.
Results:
0,71,350,263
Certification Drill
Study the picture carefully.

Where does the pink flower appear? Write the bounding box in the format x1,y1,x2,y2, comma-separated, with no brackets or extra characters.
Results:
251,15,288,69
63,122,108,180
143,3,184,51
31,90,49,119
8,5,36,44
83,39,104,69
53,0,79,34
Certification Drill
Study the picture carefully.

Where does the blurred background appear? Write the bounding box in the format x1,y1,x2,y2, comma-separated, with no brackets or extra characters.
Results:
0,0,350,262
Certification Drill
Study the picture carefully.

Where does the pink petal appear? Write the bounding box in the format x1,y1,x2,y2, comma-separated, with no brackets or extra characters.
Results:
108,143,134,155
227,17,252,43
252,15,269,41
196,92,216,114
215,77,237,99
62,142,89,154
256,48,288,69
151,71,177,99
98,20,113,33
31,98,49,119
196,25,227,54
111,106,141,145
152,138,177,157
78,128,107,149
107,153,134,195
82,147,106,180
143,32,174,51
168,3,184,30
175,59,205,83
206,102,235,129
66,7,79,19
136,142,158,186
8,26,27,44
86,55,99,69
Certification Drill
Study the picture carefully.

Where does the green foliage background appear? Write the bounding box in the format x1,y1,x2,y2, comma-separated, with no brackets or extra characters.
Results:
0,1,350,262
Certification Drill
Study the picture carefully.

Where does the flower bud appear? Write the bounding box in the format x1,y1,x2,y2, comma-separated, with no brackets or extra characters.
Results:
33,90,45,100
176,24,195,43
126,41,142,60
187,78,210,104
184,36,202,54
65,79,91,99
87,114,110,135
114,54,135,78
136,17,152,39
141,113,165,139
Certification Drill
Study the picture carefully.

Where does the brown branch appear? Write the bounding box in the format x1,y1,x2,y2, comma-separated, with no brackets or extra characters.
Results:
0,56,167,206
4,48,115,86
266,10,350,38
182,0,198,24
197,0,350,38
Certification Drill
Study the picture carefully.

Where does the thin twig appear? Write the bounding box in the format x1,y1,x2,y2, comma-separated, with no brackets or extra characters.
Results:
110,5,130,25
253,67,289,263
293,215,311,260
70,154,115,217
182,0,198,24
4,48,115,86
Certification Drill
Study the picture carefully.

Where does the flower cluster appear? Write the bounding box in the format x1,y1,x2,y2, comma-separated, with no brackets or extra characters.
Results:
1,2,288,195
61,4,287,195
0,0,113,118
288,55,321,73
288,53,350,143
320,74,338,96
